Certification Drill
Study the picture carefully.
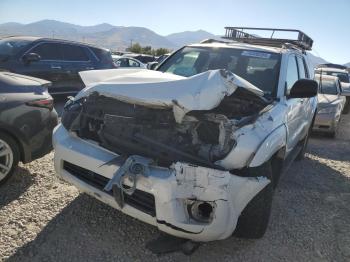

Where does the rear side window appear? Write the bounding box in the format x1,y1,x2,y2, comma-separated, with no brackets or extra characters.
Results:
128,59,140,67
31,43,63,60
91,48,113,64
296,56,307,79
60,44,89,61
285,55,299,91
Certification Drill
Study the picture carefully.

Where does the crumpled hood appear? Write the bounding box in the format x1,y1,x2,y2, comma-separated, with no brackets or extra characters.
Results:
77,69,264,122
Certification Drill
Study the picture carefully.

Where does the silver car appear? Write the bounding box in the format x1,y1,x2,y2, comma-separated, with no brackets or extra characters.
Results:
313,74,346,137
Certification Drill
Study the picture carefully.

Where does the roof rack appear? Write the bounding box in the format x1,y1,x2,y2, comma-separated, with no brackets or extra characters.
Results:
223,27,313,51
316,63,347,70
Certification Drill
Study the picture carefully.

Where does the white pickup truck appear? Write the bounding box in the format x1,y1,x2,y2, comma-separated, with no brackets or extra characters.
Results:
53,28,318,243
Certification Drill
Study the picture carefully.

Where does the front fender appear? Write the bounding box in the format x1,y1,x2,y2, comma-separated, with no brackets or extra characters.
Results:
248,124,287,167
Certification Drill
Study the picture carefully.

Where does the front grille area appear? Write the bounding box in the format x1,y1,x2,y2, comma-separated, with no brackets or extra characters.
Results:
63,161,156,217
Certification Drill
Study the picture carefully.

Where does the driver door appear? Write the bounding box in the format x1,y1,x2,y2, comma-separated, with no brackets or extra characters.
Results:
284,54,305,153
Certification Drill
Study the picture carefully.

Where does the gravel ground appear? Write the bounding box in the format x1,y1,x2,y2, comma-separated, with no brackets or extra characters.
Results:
0,107,349,261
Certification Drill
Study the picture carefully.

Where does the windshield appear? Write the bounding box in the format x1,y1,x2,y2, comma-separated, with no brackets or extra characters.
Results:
318,80,338,95
315,70,350,83
157,46,281,96
0,39,32,57
328,72,349,83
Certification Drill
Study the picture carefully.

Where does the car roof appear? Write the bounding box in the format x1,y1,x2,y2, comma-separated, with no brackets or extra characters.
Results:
1,36,109,51
315,67,348,73
187,41,292,54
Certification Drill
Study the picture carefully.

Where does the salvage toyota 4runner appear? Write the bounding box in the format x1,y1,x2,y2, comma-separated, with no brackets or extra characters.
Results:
53,27,318,242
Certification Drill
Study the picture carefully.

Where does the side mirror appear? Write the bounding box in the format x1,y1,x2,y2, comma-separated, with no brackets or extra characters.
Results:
23,53,41,64
340,83,350,96
288,79,318,98
147,62,159,70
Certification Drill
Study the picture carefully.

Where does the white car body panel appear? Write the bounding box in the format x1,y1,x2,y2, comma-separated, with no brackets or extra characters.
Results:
53,124,269,241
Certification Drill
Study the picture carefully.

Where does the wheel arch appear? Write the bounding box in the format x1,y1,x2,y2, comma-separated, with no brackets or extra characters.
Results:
248,124,287,168
0,126,30,163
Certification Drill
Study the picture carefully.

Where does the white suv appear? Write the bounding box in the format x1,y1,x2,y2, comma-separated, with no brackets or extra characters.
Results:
53,28,318,242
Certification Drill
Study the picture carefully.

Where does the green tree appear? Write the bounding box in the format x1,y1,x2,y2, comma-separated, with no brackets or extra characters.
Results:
126,43,171,56
155,48,170,56
127,43,142,53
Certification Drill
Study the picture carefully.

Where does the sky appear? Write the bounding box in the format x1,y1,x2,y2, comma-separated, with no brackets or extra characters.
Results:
0,0,349,64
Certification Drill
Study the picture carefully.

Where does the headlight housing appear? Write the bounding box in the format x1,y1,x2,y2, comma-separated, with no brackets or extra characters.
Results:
187,200,215,223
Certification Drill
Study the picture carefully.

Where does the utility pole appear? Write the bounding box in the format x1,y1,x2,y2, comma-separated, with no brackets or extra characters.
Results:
130,39,133,49
52,30,55,39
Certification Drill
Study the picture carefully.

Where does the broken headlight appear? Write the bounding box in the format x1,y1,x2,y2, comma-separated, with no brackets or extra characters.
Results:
61,98,83,131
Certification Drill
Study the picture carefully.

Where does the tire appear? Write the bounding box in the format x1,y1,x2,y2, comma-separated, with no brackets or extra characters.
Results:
0,132,20,185
234,161,274,239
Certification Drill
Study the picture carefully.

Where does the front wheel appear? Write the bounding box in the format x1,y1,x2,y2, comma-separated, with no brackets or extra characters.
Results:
234,161,274,239
0,132,19,185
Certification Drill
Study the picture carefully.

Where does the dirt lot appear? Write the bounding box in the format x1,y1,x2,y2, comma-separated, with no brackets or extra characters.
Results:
0,105,349,261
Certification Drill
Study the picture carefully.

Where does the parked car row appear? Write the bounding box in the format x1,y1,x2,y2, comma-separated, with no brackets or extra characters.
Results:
312,65,350,136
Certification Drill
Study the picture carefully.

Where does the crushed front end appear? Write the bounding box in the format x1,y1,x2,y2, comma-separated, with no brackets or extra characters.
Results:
53,69,271,241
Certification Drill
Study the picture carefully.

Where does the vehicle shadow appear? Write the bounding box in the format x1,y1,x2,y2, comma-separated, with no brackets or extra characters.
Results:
308,137,350,162
0,166,35,208
6,155,350,261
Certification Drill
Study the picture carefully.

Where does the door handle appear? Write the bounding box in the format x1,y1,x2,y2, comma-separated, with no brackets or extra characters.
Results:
51,65,62,69
85,67,94,70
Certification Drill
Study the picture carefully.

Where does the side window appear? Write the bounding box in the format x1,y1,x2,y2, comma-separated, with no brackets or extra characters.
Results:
302,58,309,78
129,59,140,67
60,44,89,61
296,56,306,79
116,58,129,67
285,55,299,92
30,43,63,60
166,51,200,76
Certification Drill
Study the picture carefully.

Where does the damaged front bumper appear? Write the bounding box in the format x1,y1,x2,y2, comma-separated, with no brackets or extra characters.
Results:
53,124,270,242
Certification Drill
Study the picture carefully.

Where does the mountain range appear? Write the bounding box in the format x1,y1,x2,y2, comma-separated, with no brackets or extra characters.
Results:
0,20,348,68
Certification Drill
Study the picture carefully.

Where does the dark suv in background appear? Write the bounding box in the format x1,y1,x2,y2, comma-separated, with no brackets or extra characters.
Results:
0,36,115,95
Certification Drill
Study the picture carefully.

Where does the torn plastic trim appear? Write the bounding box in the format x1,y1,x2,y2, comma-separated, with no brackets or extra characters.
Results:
156,220,203,235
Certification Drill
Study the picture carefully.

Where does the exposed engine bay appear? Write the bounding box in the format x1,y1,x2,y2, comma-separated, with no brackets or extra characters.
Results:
62,87,269,169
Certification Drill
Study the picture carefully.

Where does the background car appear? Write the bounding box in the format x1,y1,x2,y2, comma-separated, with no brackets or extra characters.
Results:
0,36,116,95
0,72,58,184
114,57,147,68
147,53,171,70
122,53,156,64
313,74,346,137
315,66,350,113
